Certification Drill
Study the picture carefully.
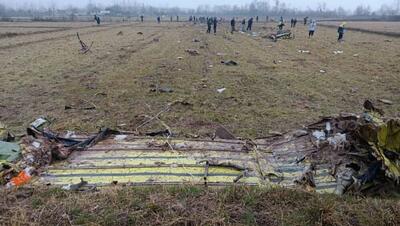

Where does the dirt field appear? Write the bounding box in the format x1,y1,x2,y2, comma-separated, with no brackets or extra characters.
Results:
320,21,400,34
0,21,399,137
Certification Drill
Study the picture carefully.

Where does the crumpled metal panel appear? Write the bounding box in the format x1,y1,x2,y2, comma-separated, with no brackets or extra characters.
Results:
39,135,337,192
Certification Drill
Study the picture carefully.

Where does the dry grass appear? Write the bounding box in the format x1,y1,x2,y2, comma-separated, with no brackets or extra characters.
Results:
320,21,400,34
0,186,399,226
0,21,399,138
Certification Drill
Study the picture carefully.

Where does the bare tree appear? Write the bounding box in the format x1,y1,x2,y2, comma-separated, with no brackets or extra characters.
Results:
354,4,371,16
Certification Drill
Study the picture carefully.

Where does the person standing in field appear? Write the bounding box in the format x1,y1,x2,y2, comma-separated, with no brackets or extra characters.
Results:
338,22,346,42
247,17,253,31
256,16,259,22
293,18,297,27
207,17,212,34
278,21,285,31
304,17,308,25
241,18,246,32
157,16,161,23
308,20,317,38
140,15,144,22
230,18,236,34
213,17,218,34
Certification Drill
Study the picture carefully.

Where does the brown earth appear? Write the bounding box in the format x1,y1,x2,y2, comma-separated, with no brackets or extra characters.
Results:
0,21,399,138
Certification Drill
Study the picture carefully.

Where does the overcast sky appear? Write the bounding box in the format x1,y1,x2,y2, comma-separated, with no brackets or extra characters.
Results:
0,0,397,10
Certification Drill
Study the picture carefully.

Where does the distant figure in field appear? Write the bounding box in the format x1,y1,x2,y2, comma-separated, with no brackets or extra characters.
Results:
170,16,173,22
94,15,100,25
213,17,218,34
256,16,259,23
280,16,284,23
266,16,269,22
338,22,346,42
304,17,308,25
293,18,297,27
140,15,144,22
241,18,246,32
177,16,179,22
157,16,161,23
230,18,236,34
207,17,212,34
247,17,253,31
290,18,294,28
278,21,285,31
308,20,317,38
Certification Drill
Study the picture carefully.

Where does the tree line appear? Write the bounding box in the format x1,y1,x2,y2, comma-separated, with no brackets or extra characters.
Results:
0,0,399,19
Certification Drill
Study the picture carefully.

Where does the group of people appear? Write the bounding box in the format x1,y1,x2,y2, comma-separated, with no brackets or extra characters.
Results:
121,14,347,41
307,19,346,41
206,17,218,34
229,17,254,33
290,18,298,28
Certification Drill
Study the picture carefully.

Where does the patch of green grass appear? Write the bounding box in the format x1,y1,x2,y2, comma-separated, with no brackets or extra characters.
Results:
242,209,257,225
1,186,400,226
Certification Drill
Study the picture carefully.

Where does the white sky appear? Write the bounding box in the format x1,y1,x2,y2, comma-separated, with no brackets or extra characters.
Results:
0,0,397,10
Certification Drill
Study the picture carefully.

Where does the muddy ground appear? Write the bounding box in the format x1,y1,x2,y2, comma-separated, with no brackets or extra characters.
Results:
0,21,399,137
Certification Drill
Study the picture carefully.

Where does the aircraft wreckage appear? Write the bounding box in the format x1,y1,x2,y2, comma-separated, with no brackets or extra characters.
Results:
1,101,399,195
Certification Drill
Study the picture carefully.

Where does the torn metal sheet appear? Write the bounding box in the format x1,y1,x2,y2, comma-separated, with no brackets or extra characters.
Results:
0,141,21,166
37,135,337,193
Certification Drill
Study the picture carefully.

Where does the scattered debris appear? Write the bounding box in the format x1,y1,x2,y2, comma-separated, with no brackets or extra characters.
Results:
192,38,200,42
150,86,174,93
137,32,143,35
293,130,308,137
177,57,183,60
0,122,14,142
76,32,93,54
215,126,236,140
6,167,35,188
217,88,226,93
62,178,88,191
319,69,326,73
185,49,200,56
312,130,326,141
153,38,159,42
0,141,21,169
353,54,359,57
307,100,400,194
65,100,97,111
145,129,172,137
114,135,128,141
30,117,50,130
269,30,293,41
269,131,283,136
333,50,343,55
216,52,225,56
378,99,393,105
1,100,399,196
117,31,123,36
294,165,316,192
221,60,238,66
350,87,359,93
298,50,311,54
